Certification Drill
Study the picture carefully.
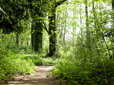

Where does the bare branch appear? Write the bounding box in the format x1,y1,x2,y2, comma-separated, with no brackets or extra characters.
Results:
55,0,67,8
0,7,6,14
43,22,49,35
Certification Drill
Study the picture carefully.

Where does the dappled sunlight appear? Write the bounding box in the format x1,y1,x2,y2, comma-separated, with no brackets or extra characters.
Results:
0,0,114,85
7,66,64,85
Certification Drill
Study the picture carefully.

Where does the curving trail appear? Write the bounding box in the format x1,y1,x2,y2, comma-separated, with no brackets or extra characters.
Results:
6,66,66,85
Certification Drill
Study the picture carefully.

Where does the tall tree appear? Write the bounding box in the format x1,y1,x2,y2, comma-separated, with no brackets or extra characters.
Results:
92,0,100,58
85,0,90,47
44,0,67,57
0,0,27,33
85,0,89,63
111,0,114,60
85,0,92,62
33,20,43,53
29,0,46,53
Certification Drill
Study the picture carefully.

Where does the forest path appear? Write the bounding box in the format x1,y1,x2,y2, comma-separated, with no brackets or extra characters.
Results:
7,66,66,85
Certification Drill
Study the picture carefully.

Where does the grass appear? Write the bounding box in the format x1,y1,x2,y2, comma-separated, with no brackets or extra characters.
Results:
21,54,60,66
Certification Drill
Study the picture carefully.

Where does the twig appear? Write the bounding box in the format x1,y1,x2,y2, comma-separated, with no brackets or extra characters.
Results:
43,22,49,35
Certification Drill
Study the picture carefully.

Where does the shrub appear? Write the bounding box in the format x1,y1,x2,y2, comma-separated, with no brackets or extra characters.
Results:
22,54,59,66
52,56,114,85
0,57,36,81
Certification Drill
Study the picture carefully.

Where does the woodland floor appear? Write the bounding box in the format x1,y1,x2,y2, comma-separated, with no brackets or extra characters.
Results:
3,66,67,85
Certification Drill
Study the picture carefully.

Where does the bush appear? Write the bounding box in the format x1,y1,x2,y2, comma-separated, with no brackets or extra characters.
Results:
0,56,36,81
22,54,58,66
52,56,114,85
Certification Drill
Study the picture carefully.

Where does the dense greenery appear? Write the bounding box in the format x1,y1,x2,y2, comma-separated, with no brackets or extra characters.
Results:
51,0,114,85
0,45,36,81
0,0,114,85
0,38,58,81
52,51,114,85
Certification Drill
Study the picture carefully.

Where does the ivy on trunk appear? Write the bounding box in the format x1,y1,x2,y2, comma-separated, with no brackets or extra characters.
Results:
44,0,67,57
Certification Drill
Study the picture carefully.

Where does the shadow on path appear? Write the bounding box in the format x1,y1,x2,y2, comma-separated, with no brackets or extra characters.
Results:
5,66,66,85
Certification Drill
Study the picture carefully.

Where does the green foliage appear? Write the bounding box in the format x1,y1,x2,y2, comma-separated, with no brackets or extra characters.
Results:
0,0,28,33
52,55,114,85
0,0,114,85
0,35,36,81
2,44,33,55
0,55,36,81
22,54,59,66
0,0,48,34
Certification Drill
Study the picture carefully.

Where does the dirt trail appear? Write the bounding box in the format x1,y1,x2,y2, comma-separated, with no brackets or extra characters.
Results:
5,66,66,85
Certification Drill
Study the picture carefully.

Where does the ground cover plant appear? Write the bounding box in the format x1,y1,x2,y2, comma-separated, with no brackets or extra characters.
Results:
0,54,36,81
21,54,60,66
0,44,59,82
52,53,114,85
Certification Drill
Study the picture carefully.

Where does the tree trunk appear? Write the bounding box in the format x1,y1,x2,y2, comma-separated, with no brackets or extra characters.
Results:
85,0,92,62
16,33,19,46
92,0,100,59
29,0,34,50
63,11,66,46
31,22,34,50
84,0,88,63
33,20,43,54
112,0,114,60
85,0,90,45
26,41,29,45
80,4,82,32
21,35,23,45
45,0,67,57
48,5,56,57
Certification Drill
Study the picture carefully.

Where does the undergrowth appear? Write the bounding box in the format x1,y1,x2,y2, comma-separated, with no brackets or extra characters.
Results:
0,44,59,81
0,55,36,81
21,54,59,66
0,45,35,81
51,51,114,85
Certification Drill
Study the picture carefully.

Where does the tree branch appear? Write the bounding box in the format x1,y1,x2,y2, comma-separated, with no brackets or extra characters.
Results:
43,22,49,35
0,7,6,14
55,0,67,8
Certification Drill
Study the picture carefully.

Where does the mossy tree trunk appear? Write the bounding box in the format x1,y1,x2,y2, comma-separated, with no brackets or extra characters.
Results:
29,0,43,53
33,20,43,54
48,5,56,56
45,0,67,57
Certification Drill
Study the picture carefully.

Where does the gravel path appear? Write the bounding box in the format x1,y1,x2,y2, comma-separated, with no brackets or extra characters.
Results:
5,66,67,85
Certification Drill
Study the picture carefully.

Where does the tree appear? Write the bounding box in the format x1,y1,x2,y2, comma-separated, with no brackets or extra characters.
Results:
85,0,89,62
32,20,43,53
0,0,28,33
111,0,114,60
44,0,67,57
29,0,47,53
